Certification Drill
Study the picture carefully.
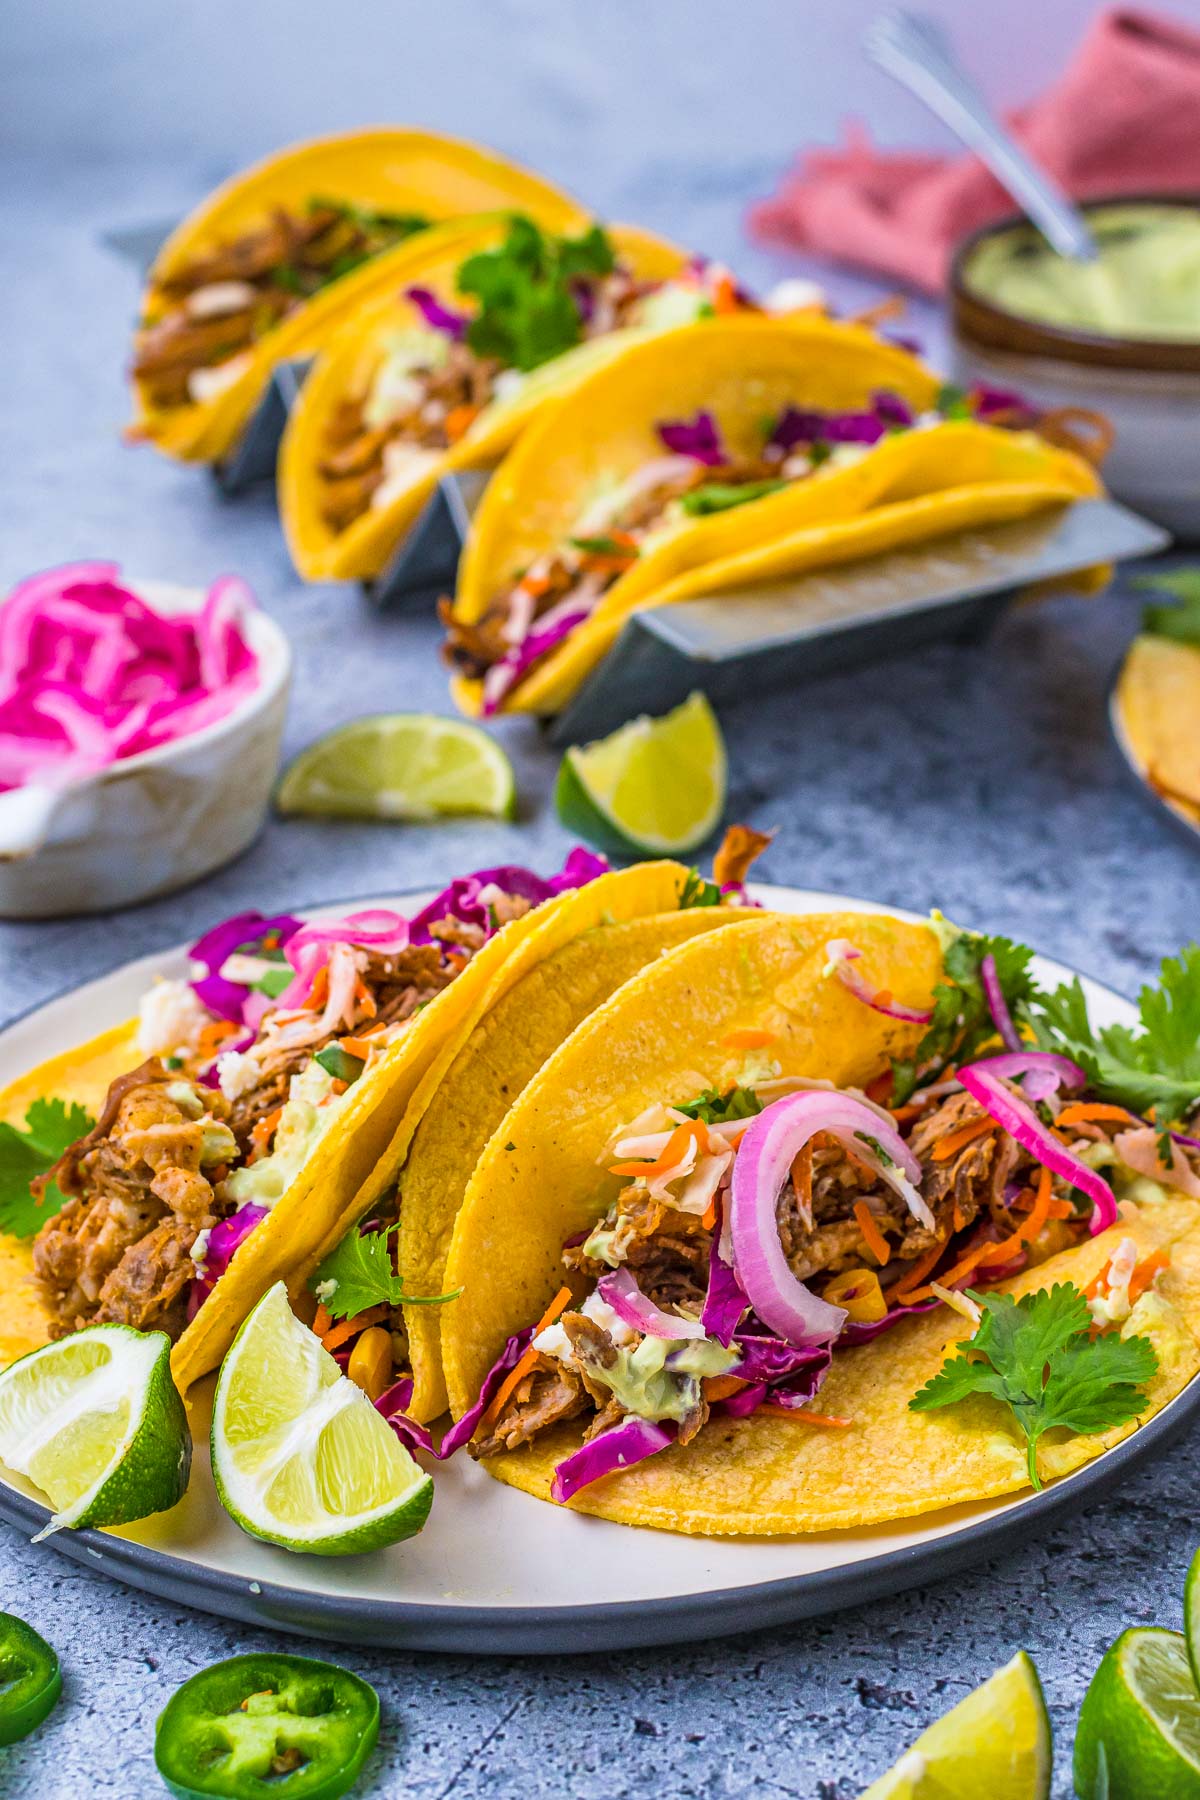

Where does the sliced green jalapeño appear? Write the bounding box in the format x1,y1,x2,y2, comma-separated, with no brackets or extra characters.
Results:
154,1652,379,1799
0,1612,62,1745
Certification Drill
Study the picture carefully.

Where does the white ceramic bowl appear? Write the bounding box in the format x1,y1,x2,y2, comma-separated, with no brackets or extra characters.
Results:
0,581,291,917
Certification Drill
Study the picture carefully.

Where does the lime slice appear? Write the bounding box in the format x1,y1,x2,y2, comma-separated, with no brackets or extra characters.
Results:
0,1326,191,1540
1184,1545,1200,1690
862,1651,1051,1799
211,1282,432,1555
276,713,516,821
1075,1628,1200,1799
554,690,726,857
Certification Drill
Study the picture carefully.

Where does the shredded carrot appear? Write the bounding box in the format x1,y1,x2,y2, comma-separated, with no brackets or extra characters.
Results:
952,1202,965,1233
444,403,480,443
889,1103,925,1125
353,979,378,1020
791,1141,813,1224
702,1373,749,1402
1130,1249,1170,1303
318,1304,388,1353
712,270,739,313
1054,1102,1139,1129
306,966,329,1011
701,1193,719,1231
339,1035,382,1059
312,1303,332,1339
196,1019,240,1055
251,1106,283,1146
761,1408,853,1427
865,1071,893,1106
937,1167,1056,1293
720,1028,777,1051
475,1285,574,1438
609,1119,708,1181
893,1237,949,1300
518,571,554,601
931,1116,994,1162
853,1200,891,1266
851,294,907,328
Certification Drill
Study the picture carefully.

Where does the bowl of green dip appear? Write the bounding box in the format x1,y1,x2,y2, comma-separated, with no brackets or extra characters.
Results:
950,198,1200,537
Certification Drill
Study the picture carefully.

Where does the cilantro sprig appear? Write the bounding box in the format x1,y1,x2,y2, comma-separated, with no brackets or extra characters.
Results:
457,215,615,373
679,479,788,517
679,869,723,910
1132,567,1200,647
1031,945,1200,1124
676,1085,763,1127
910,1283,1158,1489
891,926,1039,1103
0,1098,93,1239
311,1223,459,1321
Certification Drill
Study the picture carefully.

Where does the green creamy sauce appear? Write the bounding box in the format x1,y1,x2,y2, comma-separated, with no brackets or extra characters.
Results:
586,1334,740,1424
964,204,1200,341
223,1062,345,1209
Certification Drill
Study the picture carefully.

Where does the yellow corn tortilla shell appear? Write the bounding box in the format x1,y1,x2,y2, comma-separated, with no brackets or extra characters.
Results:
280,219,689,582
131,129,585,463
448,315,1100,716
442,909,942,1416
396,905,761,1422
0,1022,138,1367
1114,633,1200,826
481,1197,1200,1534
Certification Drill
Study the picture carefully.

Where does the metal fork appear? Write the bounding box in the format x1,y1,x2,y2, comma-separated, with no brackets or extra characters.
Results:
864,9,1097,261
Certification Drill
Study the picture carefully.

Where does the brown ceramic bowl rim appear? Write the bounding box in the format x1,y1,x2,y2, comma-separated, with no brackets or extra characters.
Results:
949,195,1200,374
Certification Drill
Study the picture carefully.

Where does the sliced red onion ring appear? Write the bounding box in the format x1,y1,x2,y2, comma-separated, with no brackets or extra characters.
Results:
980,952,1022,1053
957,1061,1116,1235
550,1416,675,1503
598,1268,705,1340
730,1091,932,1347
824,939,933,1025
969,1048,1086,1106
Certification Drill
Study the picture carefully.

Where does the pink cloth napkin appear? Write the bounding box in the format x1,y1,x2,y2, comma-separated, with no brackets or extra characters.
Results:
749,8,1200,292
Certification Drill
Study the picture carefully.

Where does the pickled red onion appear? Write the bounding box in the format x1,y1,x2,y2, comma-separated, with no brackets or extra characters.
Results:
823,939,933,1025
598,1268,705,1341
957,1059,1117,1234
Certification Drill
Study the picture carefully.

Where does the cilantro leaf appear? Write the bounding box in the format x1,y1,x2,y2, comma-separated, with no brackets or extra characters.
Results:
891,924,1040,1103
0,1097,93,1239
311,1223,459,1321
1029,945,1200,1123
457,215,616,374
910,1283,1158,1488
679,869,723,910
679,479,788,517
676,1085,764,1126
935,381,973,420
1132,568,1200,646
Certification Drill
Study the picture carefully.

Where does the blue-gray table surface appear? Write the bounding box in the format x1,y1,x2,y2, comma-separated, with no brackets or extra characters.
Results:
2,152,1197,1800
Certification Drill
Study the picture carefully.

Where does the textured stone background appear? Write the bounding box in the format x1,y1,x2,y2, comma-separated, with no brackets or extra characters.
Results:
4,7,1200,1790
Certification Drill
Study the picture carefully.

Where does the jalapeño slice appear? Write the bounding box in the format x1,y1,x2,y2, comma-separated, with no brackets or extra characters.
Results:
154,1653,379,1799
0,1612,62,1746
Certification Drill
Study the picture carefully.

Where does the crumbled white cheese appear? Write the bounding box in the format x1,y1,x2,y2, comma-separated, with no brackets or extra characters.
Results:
313,1279,338,1304
369,439,441,511
491,367,526,406
763,276,827,314
137,978,211,1058
216,1050,261,1103
187,352,252,404
185,280,258,319
1088,1235,1140,1328
190,1227,212,1271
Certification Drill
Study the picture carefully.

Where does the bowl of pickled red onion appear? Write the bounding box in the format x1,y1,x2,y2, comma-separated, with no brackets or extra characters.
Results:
0,562,290,916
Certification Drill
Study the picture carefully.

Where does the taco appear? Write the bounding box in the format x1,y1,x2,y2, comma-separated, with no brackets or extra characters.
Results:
0,838,770,1389
278,213,737,582
436,911,1200,1532
128,130,583,465
1113,630,1200,830
440,316,1103,717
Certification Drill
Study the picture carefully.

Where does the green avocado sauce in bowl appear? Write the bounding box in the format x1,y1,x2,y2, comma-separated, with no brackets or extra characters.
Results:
962,203,1200,343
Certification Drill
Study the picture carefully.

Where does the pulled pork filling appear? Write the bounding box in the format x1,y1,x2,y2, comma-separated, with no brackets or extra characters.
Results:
318,263,691,534
133,200,428,411
472,1077,1176,1462
31,888,537,1342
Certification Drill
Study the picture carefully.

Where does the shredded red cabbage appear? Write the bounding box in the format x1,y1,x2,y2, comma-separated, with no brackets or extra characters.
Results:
729,1334,828,1385
187,1204,270,1318
718,1349,832,1419
550,1415,675,1503
409,851,608,947
766,398,906,457
0,565,260,792
838,1294,940,1345
405,285,469,340
479,606,592,716
970,382,1037,426
701,1225,748,1345
188,911,301,1022
376,1329,535,1460
655,410,727,465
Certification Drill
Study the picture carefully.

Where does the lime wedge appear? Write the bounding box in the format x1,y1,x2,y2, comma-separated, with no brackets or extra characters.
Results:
862,1652,1051,1799
276,713,516,821
1075,1628,1200,1799
0,1326,190,1539
554,690,726,857
211,1282,432,1555
1184,1545,1200,1690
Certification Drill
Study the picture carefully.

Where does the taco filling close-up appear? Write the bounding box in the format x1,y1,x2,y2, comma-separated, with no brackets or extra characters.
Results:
26,850,605,1349
132,198,432,412
312,217,747,535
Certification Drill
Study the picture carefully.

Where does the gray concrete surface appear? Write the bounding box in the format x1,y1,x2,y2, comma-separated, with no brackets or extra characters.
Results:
1,139,1198,1799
